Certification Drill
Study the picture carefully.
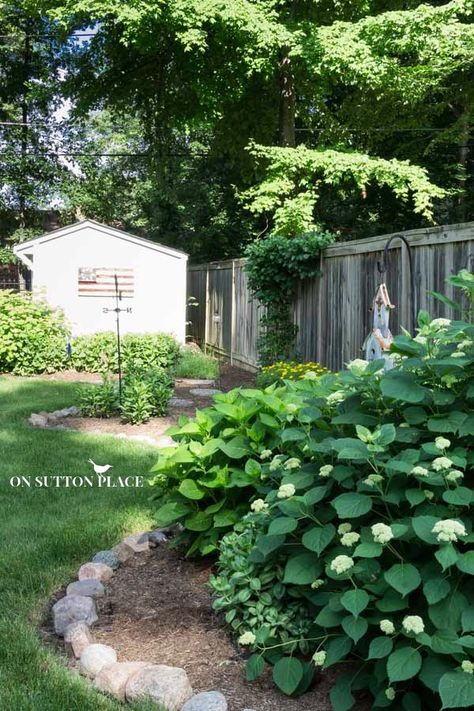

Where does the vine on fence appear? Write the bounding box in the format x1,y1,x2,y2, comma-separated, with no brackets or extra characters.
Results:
244,232,335,364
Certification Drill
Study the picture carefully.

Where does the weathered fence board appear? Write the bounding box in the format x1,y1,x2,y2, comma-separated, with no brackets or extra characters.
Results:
187,222,474,371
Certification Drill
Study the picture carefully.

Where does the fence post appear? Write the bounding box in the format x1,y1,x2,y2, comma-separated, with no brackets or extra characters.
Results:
204,265,210,353
230,260,236,366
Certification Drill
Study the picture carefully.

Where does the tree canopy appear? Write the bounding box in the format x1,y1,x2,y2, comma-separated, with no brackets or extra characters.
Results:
1,1,473,259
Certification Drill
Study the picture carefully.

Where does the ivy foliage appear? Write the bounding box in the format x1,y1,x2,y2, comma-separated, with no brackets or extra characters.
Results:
244,231,334,364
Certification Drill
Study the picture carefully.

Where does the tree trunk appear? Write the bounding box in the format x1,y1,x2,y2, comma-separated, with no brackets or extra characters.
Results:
19,30,31,228
279,50,296,147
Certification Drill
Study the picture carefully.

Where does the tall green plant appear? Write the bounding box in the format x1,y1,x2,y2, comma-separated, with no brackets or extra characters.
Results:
244,231,334,364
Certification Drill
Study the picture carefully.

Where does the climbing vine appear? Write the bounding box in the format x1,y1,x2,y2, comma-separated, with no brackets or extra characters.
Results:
245,231,334,364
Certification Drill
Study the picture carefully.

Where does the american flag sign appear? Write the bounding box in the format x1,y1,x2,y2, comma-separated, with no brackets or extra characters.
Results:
78,267,134,298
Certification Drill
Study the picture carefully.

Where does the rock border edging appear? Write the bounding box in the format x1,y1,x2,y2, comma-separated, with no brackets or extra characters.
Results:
50,527,239,711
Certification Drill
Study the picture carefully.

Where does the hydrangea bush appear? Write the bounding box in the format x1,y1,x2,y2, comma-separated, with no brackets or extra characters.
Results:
153,306,474,708
208,313,474,708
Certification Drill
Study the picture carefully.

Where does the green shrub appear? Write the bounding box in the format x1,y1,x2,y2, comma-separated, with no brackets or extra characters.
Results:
79,367,174,424
0,290,69,375
121,367,174,423
78,374,118,417
174,348,219,380
153,306,474,708
255,360,330,388
70,332,180,373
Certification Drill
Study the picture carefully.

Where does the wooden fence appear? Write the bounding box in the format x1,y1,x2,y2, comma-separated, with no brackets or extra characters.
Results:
187,222,474,371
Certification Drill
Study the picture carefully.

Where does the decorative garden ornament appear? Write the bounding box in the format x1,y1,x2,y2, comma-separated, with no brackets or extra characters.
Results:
363,283,395,368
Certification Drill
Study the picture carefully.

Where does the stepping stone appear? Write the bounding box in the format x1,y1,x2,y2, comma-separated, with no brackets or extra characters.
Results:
92,550,120,570
64,621,94,658
66,579,105,599
181,691,228,711
122,532,149,553
78,562,114,582
126,664,193,711
94,661,150,700
189,388,222,397
80,643,117,678
52,595,98,636
28,413,48,427
169,397,195,408
177,379,215,386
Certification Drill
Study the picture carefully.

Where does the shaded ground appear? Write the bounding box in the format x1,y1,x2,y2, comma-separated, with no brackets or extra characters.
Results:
33,363,256,442
79,545,367,711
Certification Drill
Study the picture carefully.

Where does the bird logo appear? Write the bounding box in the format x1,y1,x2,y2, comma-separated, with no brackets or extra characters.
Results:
88,459,113,475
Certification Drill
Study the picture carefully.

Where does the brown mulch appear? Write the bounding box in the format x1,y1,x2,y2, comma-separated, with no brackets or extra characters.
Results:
89,545,364,711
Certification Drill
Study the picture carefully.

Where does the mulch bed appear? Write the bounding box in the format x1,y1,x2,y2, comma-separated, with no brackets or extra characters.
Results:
91,545,354,711
33,363,257,442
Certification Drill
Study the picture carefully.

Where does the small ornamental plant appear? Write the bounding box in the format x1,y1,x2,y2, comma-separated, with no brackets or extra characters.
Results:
208,313,474,708
256,360,330,387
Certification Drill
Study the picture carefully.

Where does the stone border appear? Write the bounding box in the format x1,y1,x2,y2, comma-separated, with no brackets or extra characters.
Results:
29,406,80,429
50,528,240,711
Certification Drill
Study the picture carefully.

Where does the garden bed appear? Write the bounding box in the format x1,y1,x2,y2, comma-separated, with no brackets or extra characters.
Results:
44,544,366,711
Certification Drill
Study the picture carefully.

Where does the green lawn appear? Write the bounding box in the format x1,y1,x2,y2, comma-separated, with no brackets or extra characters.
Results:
0,376,162,711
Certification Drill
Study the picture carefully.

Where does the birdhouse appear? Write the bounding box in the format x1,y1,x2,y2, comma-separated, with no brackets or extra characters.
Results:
363,283,395,367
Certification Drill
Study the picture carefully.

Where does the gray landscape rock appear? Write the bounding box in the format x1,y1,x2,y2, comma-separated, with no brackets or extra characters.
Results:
112,542,135,563
80,643,117,678
66,579,105,599
181,691,228,711
52,595,98,636
126,664,193,711
28,413,48,427
189,388,222,397
78,562,114,582
122,532,149,553
93,661,150,700
64,621,94,658
65,405,80,416
148,529,168,547
169,397,195,408
177,378,215,386
92,550,120,570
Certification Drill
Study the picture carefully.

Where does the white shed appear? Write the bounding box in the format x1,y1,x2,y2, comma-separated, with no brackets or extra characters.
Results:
13,220,188,341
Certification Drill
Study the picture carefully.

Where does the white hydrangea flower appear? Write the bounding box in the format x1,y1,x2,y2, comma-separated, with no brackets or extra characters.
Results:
372,523,394,544
432,519,467,543
462,660,474,674
452,351,466,358
330,555,354,575
311,579,324,589
340,532,360,547
238,631,256,646
284,457,301,470
312,650,326,667
250,499,268,513
431,318,451,329
411,466,429,477
327,390,345,404
380,620,395,635
277,483,296,499
385,687,396,701
347,358,369,374
303,370,318,380
319,464,333,477
260,449,272,460
446,470,464,482
338,523,352,535
432,457,453,472
435,437,451,450
402,616,425,635
459,339,473,350
363,474,384,487
414,334,427,344
269,456,282,471
424,490,434,500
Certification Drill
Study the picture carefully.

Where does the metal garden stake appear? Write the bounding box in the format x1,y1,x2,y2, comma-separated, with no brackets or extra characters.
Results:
103,274,132,403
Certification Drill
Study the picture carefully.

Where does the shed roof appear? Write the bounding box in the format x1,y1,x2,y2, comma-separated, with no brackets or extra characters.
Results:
13,219,188,261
